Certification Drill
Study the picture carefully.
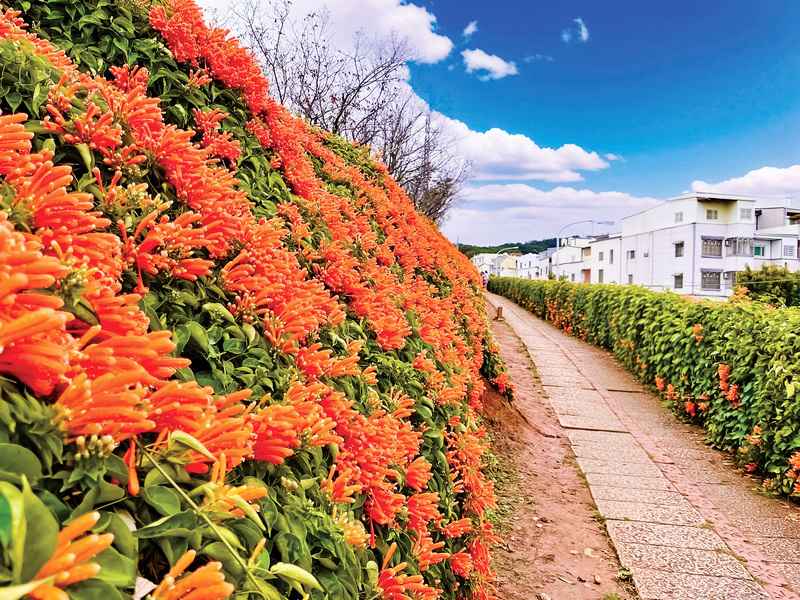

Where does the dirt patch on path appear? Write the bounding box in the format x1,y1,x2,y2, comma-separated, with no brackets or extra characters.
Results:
485,316,636,600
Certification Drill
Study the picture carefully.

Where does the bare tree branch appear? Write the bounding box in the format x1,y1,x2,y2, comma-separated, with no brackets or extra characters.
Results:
231,0,468,222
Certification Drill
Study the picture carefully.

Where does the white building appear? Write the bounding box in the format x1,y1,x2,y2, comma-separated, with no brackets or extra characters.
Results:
515,253,540,279
468,193,800,298
470,253,519,277
587,234,622,284
620,193,800,297
552,237,592,282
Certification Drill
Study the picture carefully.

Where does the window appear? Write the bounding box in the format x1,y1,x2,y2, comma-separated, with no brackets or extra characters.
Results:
675,211,684,223
627,250,636,260
598,269,604,283
627,274,633,284
785,245,795,258
701,270,721,291
675,242,684,257
740,208,753,220
702,238,723,257
674,274,684,289
728,238,753,257
598,251,604,261
570,273,575,281
706,209,719,220
582,247,591,258
609,249,614,264
754,245,765,257
643,251,650,258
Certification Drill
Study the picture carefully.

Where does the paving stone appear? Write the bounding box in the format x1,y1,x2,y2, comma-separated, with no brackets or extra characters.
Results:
566,429,636,444
616,542,752,579
557,414,627,432
660,463,735,484
595,498,706,526
632,568,769,599
545,385,604,398
752,537,800,562
699,484,787,517
591,485,686,505
547,399,618,419
585,472,676,491
571,447,652,464
726,517,800,538
768,562,800,593
606,521,727,551
576,457,663,477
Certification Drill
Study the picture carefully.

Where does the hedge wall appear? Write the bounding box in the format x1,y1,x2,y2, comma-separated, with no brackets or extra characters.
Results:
0,1,510,599
489,277,800,496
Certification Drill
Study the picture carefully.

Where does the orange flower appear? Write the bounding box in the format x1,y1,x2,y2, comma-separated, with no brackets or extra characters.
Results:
30,512,113,600
152,550,233,600
376,543,441,600
404,457,432,492
406,492,441,534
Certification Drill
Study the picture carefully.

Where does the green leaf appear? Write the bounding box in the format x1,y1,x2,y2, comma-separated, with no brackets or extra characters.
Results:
0,483,24,582
104,513,137,560
135,511,200,540
67,579,124,600
20,478,57,582
201,542,243,577
142,486,181,517
94,546,136,587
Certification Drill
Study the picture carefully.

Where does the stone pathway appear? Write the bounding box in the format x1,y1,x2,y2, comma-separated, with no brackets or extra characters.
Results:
487,292,800,600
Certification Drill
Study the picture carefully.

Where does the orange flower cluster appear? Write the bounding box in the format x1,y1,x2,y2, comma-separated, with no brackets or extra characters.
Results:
31,512,113,600
0,4,507,598
152,550,233,600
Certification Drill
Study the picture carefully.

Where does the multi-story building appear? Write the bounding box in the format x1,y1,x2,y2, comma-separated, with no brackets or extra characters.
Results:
515,253,540,279
552,237,592,282
470,253,519,277
468,194,800,298
587,234,622,284
620,193,799,297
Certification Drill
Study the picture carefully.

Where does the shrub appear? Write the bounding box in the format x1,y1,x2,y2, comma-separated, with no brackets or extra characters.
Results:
489,277,800,496
0,2,510,599
737,265,800,307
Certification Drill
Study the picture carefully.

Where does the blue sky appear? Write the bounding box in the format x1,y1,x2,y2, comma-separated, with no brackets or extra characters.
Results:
200,0,800,244
412,1,800,197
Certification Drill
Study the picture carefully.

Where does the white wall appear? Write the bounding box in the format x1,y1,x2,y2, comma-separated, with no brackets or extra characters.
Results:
588,237,622,284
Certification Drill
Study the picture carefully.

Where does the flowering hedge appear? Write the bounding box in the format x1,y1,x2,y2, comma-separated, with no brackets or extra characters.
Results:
0,1,511,599
489,277,800,496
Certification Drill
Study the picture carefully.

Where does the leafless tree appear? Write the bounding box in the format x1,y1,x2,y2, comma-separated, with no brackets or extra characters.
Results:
229,0,468,222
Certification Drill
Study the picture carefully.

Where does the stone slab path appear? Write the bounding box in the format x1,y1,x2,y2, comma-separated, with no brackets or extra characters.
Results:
487,292,800,600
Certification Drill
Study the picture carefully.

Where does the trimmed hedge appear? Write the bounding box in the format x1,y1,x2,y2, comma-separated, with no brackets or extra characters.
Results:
489,277,800,495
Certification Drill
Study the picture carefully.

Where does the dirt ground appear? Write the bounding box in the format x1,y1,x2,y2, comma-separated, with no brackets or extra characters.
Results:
484,317,637,600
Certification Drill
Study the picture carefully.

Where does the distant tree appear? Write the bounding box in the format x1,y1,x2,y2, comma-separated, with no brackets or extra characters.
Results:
230,0,467,222
736,265,800,306
458,239,556,258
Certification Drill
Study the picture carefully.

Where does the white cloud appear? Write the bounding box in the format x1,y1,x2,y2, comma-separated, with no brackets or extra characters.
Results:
575,17,589,42
524,53,554,63
434,113,609,182
463,20,478,38
692,165,800,197
461,48,519,80
605,153,623,161
442,184,660,244
562,16,589,44
199,0,453,64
